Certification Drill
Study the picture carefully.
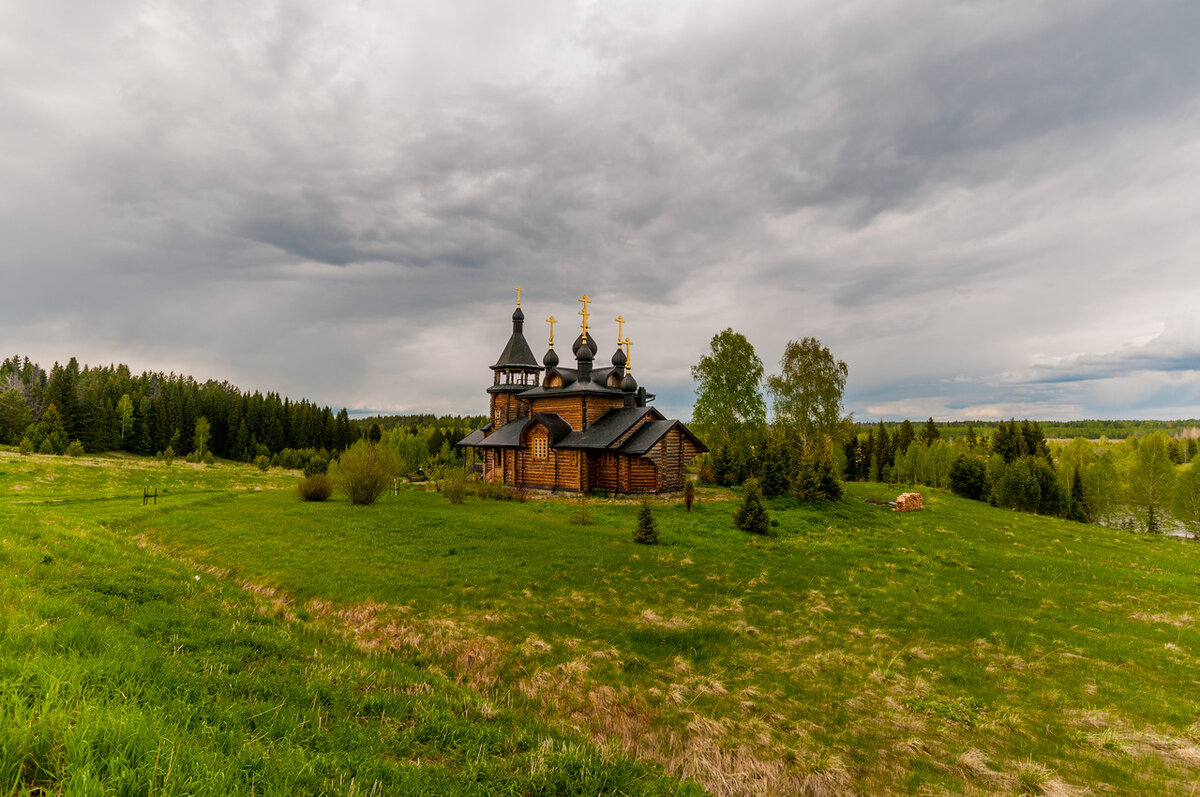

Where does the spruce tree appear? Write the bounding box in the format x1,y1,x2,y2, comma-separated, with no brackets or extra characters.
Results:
733,477,770,534
759,442,787,497
874,421,892,470
711,445,732,486
842,437,860,481
1067,466,1091,522
896,420,915,454
633,498,659,544
920,417,940,446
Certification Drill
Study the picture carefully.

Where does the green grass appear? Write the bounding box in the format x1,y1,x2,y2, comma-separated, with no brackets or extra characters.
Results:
0,452,697,796
4,450,1200,794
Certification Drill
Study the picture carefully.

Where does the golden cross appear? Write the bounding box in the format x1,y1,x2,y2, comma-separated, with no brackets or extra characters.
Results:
578,294,591,343
545,315,557,347
614,315,625,346
623,336,633,372
515,285,521,307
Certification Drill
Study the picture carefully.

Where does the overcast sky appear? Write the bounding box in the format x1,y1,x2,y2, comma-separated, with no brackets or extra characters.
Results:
3,1,1199,422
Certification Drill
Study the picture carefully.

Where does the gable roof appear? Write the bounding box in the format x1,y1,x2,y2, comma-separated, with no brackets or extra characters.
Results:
530,413,573,444
619,419,710,455
553,406,660,450
473,417,530,448
456,426,489,447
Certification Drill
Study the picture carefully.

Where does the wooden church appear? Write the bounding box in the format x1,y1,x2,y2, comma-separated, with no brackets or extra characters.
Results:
458,291,707,494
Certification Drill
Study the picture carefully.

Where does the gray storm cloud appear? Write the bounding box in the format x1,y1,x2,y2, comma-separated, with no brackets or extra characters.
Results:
2,1,1198,420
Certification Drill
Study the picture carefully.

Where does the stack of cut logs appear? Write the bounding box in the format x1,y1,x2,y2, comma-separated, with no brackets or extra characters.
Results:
895,492,923,512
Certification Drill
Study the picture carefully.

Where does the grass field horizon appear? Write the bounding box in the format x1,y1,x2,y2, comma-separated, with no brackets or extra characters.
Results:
3,449,1200,794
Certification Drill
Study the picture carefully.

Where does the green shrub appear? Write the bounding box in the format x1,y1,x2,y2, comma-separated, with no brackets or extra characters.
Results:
18,436,33,455
734,477,770,535
633,498,659,544
65,440,85,457
442,468,467,504
335,440,400,506
948,454,988,500
298,473,334,502
303,454,329,477
476,481,515,501
254,455,270,472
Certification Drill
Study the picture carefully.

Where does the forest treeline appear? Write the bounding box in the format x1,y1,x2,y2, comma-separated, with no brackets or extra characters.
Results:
0,354,492,479
867,418,1200,442
0,355,359,460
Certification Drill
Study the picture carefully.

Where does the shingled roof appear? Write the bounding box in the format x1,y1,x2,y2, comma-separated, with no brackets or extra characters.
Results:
491,307,541,371
619,419,709,455
554,406,659,450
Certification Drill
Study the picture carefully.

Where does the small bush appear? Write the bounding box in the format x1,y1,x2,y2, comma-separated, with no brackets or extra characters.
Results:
303,454,329,477
335,440,400,506
734,477,771,535
18,437,33,455
65,440,85,457
298,473,334,502
476,481,515,501
254,455,270,472
683,479,696,512
633,498,659,544
442,468,467,504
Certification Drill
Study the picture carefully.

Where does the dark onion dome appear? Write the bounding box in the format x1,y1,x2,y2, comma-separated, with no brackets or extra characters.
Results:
576,340,594,362
611,347,627,368
543,347,559,367
621,371,638,392
512,306,525,323
571,332,599,358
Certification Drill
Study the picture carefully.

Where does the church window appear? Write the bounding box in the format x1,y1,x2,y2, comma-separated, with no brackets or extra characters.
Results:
533,435,548,460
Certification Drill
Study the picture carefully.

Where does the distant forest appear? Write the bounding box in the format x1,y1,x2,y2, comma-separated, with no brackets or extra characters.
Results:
857,419,1200,441
0,355,491,465
0,355,359,459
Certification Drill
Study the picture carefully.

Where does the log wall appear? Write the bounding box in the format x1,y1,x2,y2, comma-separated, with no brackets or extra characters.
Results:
528,396,583,429
518,427,560,490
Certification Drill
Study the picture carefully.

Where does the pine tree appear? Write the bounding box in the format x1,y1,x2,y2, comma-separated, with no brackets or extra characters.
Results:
733,477,770,534
633,498,659,544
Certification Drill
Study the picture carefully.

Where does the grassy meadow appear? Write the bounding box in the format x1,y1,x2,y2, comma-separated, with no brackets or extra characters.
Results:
3,450,1200,794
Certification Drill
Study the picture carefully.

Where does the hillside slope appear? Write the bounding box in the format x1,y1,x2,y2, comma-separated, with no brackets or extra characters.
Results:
4,451,1200,794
